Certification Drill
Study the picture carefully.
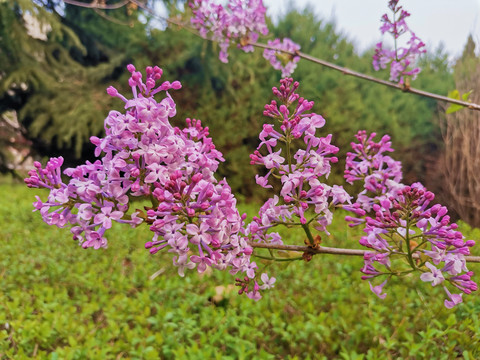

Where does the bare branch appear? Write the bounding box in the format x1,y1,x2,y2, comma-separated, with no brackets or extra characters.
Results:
92,7,132,25
62,0,131,10
250,242,480,263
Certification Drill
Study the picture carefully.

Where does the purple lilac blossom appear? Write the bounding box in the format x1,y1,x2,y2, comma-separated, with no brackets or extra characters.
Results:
248,78,351,246
369,280,387,299
25,65,274,300
372,0,426,84
263,38,301,77
344,130,477,308
189,0,269,63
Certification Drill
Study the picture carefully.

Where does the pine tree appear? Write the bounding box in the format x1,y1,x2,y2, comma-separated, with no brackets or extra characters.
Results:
0,0,147,165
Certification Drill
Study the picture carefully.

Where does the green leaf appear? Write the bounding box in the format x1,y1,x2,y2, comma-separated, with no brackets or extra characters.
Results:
462,90,473,101
448,89,460,99
446,313,457,327
446,89,473,114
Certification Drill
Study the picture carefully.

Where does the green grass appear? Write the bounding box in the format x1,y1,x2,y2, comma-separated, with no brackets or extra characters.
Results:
1,178,480,359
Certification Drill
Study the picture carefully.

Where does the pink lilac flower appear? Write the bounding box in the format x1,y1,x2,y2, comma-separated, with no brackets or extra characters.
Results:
189,0,268,63
369,280,387,299
189,0,301,75
344,131,477,308
444,286,463,309
26,64,273,299
263,38,301,77
259,273,276,290
248,77,350,245
420,262,445,286
372,0,426,84
344,130,402,213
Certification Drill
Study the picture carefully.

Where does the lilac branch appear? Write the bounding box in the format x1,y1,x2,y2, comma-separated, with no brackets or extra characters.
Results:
62,0,131,10
249,41,480,112
250,242,480,263
92,7,133,26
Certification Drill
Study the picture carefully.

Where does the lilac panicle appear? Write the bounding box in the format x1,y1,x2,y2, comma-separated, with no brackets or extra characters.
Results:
189,0,301,76
189,0,268,63
248,77,351,246
263,38,301,77
25,64,272,299
344,131,477,308
372,0,426,84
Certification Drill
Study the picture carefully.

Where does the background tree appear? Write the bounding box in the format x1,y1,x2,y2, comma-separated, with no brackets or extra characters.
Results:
440,35,480,226
0,0,147,164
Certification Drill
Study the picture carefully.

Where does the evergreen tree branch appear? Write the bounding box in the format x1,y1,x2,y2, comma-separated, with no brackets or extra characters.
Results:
249,242,480,263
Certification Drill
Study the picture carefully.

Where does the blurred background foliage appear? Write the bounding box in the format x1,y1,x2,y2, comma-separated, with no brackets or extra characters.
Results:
0,0,477,210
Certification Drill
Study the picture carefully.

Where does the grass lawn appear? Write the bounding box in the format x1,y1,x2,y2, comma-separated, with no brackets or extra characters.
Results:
1,177,480,359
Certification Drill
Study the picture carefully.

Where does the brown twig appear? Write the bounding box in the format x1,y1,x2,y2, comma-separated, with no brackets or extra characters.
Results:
249,242,480,263
62,0,131,10
92,7,132,25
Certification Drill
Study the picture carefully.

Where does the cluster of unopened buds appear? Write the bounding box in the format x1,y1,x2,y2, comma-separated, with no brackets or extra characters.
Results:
26,65,477,307
189,0,300,76
372,0,426,84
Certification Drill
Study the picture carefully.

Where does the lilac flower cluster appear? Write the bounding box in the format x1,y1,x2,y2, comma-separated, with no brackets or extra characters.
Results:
344,131,477,308
344,130,403,214
263,38,301,77
189,0,269,63
372,0,426,84
25,65,276,298
25,154,142,249
248,78,351,246
188,0,301,76
26,66,476,308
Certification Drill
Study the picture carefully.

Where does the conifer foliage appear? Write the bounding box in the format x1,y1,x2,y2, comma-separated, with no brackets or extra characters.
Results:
0,0,142,163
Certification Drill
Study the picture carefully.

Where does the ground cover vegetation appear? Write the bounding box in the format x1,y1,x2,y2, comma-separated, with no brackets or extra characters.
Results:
1,179,480,359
